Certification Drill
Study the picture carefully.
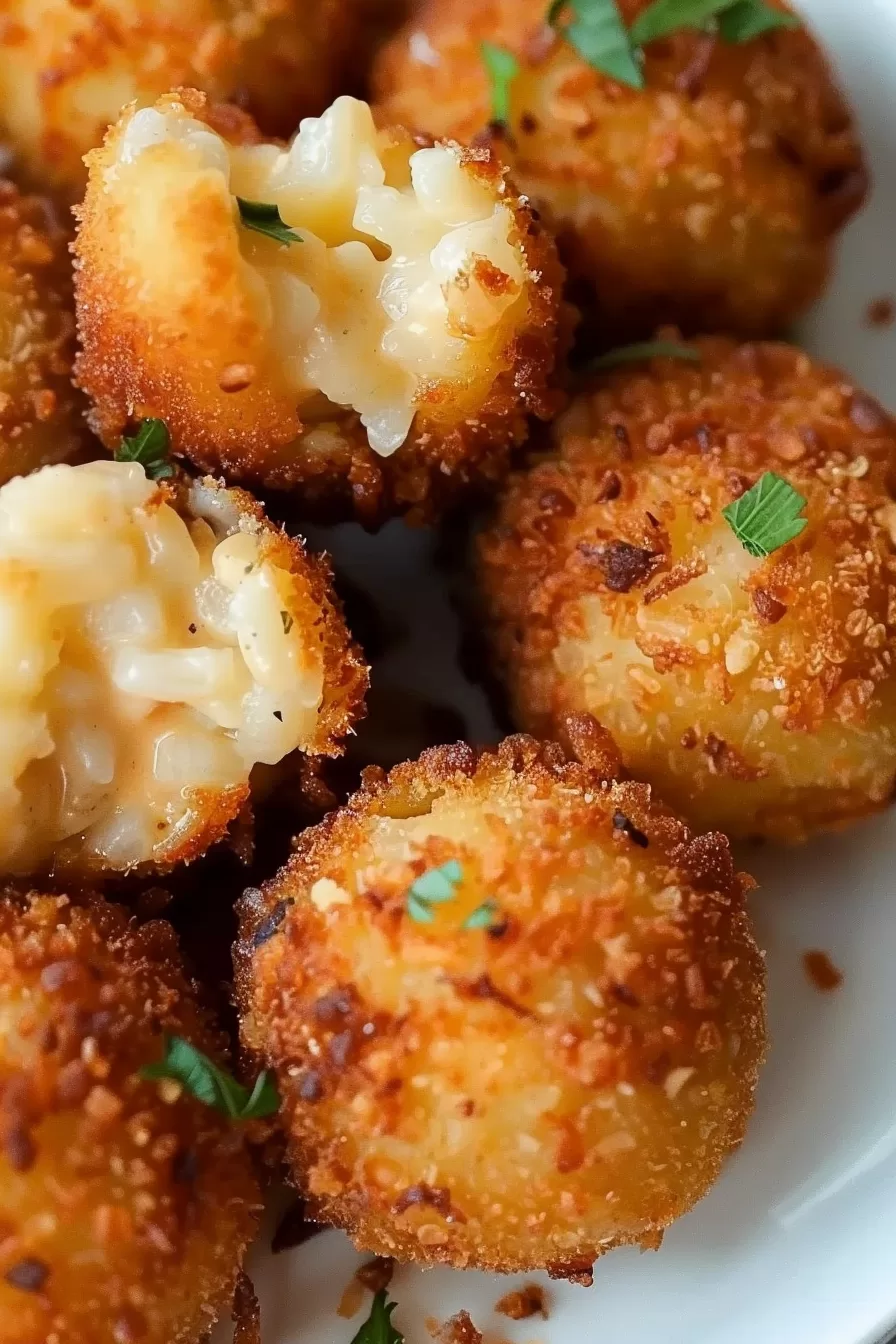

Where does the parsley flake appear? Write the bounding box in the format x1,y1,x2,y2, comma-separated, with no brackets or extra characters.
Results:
481,41,519,125
115,418,174,480
549,0,644,88
462,899,500,930
281,610,294,635
716,0,798,41
350,1290,404,1344
141,1035,280,1120
629,0,735,45
721,471,808,558
406,859,463,923
589,339,701,371
237,198,303,246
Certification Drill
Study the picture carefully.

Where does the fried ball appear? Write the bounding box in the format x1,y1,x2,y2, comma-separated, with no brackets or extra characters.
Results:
235,727,766,1275
0,0,355,195
0,180,88,485
73,91,566,525
476,338,896,842
373,0,867,340
0,890,261,1344
0,458,367,878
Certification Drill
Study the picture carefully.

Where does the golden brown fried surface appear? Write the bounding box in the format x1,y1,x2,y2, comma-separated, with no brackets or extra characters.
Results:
236,728,766,1275
374,0,867,340
73,90,566,526
0,891,261,1344
0,180,88,485
0,0,355,195
476,338,896,842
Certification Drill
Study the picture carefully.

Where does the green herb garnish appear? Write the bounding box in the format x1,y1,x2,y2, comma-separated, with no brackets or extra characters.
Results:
548,0,799,86
406,859,464,923
141,1036,280,1120
549,0,644,88
350,1290,404,1344
115,418,174,480
589,339,701,370
481,41,520,124
237,198,303,246
721,471,808,558
716,0,798,41
462,899,500,930
281,610,294,635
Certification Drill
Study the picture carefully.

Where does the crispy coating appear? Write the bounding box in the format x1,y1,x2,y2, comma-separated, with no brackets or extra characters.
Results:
476,338,896,842
373,0,867,340
0,891,262,1344
0,0,355,195
73,91,566,526
236,728,766,1274
0,180,89,484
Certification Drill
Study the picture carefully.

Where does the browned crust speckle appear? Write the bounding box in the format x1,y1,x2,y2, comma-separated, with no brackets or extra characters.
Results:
235,728,766,1274
0,890,262,1343
0,179,90,485
475,336,896,842
73,91,568,527
373,0,867,340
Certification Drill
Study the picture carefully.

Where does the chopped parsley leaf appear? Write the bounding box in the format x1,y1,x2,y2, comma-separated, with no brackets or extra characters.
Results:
721,471,808,558
406,859,464,923
237,198,303,246
589,339,701,371
462,899,500,930
350,1290,404,1344
481,41,520,125
141,1035,279,1120
114,418,174,480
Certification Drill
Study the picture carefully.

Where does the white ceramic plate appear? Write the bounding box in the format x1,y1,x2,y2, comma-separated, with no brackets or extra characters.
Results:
215,3,896,1339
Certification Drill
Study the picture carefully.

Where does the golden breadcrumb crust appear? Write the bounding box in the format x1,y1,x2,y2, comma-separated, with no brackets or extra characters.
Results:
0,891,262,1344
72,90,567,527
0,0,355,195
236,726,766,1275
476,337,896,842
0,180,89,485
373,0,866,340
52,474,367,883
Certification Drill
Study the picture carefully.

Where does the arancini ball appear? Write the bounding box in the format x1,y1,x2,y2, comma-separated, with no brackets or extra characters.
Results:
235,726,766,1276
0,0,356,195
0,890,261,1344
476,337,896,842
373,0,867,340
73,90,566,525
0,180,88,485
0,457,366,878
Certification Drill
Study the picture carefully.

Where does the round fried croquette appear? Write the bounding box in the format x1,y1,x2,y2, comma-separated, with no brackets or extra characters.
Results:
0,458,366,878
73,91,566,526
0,0,356,195
0,180,89,486
0,890,261,1344
476,337,896,843
373,0,867,340
235,727,766,1274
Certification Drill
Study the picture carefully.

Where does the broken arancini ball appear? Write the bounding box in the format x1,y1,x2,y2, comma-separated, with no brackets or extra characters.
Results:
475,337,896,842
0,0,356,195
73,91,566,526
235,727,766,1276
0,180,89,486
0,457,366,879
373,0,867,341
0,890,262,1344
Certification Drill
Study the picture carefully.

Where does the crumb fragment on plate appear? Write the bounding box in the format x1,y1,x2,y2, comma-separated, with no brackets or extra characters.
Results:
803,950,844,992
494,1283,550,1319
337,1256,395,1318
429,1311,484,1343
865,296,895,328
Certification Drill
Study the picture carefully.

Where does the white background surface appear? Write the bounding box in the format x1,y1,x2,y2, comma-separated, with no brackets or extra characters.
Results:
216,2,896,1339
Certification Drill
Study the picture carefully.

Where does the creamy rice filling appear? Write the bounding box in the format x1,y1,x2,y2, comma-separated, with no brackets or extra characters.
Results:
0,460,324,873
115,95,527,456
